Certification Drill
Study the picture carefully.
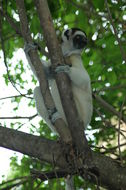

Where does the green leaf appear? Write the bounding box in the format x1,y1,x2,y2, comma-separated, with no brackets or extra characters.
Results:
106,71,117,85
3,74,9,86
92,0,104,10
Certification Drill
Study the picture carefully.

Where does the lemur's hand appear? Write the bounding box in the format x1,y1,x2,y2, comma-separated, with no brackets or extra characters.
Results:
55,65,70,74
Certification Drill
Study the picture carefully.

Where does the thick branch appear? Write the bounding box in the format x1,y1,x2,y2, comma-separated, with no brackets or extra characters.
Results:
34,0,91,158
15,0,71,143
0,126,126,189
92,152,126,190
0,126,67,168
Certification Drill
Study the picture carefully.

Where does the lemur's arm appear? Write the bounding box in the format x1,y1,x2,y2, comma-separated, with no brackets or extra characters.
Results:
55,64,90,89
24,43,52,80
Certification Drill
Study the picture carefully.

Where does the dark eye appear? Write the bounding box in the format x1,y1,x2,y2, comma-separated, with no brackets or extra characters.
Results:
73,34,87,49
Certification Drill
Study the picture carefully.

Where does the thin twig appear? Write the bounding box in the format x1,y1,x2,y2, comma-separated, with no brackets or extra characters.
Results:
91,142,126,152
0,176,34,190
0,7,33,100
0,94,33,101
0,6,24,96
0,9,22,36
93,93,126,123
105,0,126,63
100,142,126,154
0,114,37,120
34,180,43,190
95,108,126,139
118,97,126,165
30,169,72,181
96,85,126,93
0,176,29,186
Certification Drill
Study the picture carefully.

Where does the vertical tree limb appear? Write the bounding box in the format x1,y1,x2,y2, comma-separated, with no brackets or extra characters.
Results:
15,0,72,143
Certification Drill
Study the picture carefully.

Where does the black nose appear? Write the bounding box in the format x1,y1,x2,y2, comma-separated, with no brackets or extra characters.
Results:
73,34,87,49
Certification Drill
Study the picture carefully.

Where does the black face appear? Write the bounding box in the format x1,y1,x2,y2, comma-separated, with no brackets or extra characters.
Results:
73,34,87,49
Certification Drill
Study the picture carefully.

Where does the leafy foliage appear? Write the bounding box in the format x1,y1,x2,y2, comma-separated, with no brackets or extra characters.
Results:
0,0,126,189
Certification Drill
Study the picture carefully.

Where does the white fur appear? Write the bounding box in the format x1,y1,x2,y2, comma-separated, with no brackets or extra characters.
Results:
33,53,92,131
25,28,92,134
68,54,92,127
73,30,86,38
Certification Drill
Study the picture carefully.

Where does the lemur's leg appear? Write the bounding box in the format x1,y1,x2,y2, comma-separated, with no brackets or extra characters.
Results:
34,86,57,134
